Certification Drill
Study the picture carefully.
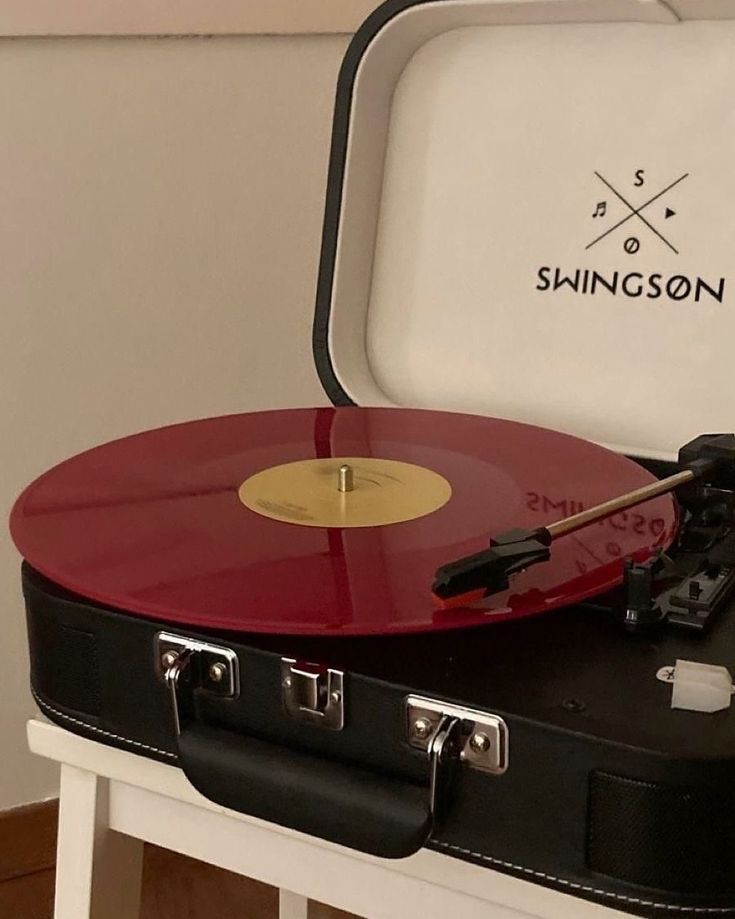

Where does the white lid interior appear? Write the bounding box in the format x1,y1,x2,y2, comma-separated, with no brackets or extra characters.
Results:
326,0,735,459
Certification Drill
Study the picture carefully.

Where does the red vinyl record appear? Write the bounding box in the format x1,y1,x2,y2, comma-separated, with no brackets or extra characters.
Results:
10,407,677,636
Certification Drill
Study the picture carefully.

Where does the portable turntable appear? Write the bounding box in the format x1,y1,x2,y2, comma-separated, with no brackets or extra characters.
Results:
10,1,735,916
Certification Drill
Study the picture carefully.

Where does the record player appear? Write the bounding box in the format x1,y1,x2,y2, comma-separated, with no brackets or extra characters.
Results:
10,1,735,916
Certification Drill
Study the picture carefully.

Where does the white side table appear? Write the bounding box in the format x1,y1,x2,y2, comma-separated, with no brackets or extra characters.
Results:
27,718,628,919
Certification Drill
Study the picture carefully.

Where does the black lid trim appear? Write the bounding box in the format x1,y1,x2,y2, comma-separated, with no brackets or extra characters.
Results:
312,0,436,406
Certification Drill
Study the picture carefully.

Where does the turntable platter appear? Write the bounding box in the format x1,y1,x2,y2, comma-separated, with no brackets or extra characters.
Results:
10,407,678,635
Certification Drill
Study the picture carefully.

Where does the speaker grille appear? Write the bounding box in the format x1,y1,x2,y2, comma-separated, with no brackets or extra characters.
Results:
587,770,735,894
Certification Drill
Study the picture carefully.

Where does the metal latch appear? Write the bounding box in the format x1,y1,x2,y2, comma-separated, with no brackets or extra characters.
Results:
281,658,344,731
155,633,240,735
406,696,508,775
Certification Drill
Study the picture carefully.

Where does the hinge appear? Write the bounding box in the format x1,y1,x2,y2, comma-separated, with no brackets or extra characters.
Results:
155,632,239,698
155,632,240,738
406,695,508,775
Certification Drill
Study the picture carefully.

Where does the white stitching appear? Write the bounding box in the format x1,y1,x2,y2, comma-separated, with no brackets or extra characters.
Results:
433,842,735,914
31,688,178,760
29,688,735,915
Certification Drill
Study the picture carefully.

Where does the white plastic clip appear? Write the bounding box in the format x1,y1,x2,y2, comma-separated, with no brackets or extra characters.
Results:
657,660,735,713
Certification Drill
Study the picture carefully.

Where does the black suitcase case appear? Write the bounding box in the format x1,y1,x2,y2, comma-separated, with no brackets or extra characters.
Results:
17,0,735,915
23,553,735,916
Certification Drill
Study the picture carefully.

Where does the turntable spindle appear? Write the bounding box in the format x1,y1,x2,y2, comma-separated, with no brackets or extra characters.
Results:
239,456,451,527
338,464,354,493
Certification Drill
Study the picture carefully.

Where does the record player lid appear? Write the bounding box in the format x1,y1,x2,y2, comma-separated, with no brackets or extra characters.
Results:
316,0,735,459
10,407,677,635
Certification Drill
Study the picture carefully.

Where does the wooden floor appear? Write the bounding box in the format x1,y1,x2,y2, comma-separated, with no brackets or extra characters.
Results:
0,866,54,919
0,844,359,919
0,800,358,919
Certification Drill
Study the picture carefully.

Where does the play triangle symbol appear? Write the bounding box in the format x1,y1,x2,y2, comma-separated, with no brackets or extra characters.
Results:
665,207,676,219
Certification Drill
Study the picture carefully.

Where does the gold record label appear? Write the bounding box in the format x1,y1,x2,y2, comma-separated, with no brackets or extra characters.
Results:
238,457,452,528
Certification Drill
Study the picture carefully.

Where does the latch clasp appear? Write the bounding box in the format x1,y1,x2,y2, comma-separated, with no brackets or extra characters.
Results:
281,658,344,731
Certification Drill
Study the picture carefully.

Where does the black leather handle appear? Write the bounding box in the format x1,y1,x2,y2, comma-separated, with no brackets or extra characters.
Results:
177,722,432,858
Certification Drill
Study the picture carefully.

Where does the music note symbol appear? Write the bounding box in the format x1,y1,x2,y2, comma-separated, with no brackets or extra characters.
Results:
592,201,607,218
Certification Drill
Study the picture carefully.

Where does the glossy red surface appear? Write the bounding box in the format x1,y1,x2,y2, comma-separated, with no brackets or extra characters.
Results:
10,408,677,636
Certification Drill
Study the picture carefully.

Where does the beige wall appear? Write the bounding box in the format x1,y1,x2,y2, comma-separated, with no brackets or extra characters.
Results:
0,32,348,808
0,1,374,37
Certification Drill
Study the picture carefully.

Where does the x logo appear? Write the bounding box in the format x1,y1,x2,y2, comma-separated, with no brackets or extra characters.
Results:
586,171,689,254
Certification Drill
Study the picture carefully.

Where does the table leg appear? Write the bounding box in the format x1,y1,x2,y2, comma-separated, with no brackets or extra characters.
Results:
54,763,143,919
279,888,310,919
